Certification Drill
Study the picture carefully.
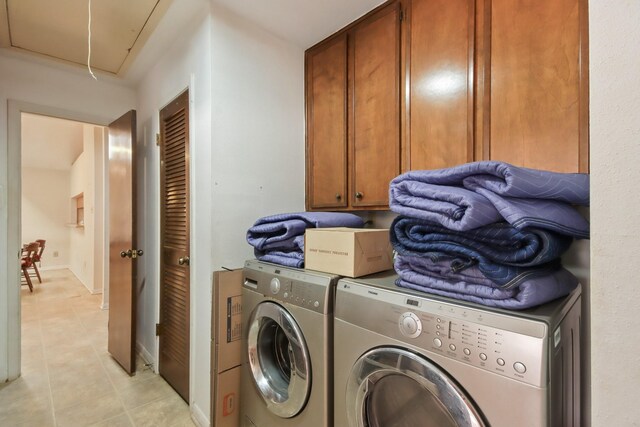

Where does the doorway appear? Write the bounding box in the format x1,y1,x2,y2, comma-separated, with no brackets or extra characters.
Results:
20,113,107,299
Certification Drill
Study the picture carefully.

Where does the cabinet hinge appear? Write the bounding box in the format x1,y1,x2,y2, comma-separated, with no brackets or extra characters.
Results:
400,9,405,22
156,133,161,146
155,323,161,336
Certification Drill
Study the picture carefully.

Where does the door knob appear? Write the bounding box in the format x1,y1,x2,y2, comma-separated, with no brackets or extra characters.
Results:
355,192,363,199
178,256,190,266
335,193,342,200
120,249,143,259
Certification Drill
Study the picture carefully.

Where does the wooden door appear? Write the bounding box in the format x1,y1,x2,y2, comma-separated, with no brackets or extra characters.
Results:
350,1,401,207
159,90,190,401
108,110,137,375
407,0,475,171
305,34,348,210
485,0,583,172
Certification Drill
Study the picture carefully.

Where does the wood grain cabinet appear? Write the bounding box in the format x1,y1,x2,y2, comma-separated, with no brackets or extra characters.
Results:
306,1,402,210
475,0,588,173
306,0,588,211
404,0,476,171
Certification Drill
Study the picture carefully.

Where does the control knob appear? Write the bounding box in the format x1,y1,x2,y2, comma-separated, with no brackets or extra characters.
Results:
269,278,280,294
399,312,422,338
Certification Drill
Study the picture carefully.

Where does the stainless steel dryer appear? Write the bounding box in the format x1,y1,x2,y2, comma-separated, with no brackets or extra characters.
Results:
241,260,340,427
334,271,581,427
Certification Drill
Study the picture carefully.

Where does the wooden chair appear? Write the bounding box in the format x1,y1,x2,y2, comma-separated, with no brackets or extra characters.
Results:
21,242,39,292
31,239,46,283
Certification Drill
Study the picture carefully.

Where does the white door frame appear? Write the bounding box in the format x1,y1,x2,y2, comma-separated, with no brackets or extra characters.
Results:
1,100,111,381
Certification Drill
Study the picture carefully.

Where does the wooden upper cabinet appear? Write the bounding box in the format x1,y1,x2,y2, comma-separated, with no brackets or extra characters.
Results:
351,2,401,207
406,0,475,171
479,0,587,173
306,35,348,209
305,1,402,210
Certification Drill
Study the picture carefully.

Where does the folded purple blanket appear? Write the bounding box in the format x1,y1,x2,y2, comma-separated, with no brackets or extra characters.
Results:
395,255,578,310
246,212,364,268
389,161,590,238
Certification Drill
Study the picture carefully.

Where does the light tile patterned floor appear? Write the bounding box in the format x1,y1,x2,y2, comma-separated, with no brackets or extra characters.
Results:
0,269,195,427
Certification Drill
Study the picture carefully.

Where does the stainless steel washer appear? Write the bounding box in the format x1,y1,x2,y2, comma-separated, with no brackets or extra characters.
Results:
241,260,340,427
334,271,581,427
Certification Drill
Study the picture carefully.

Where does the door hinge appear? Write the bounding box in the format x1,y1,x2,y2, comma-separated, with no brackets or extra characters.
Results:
156,133,161,146
155,323,161,336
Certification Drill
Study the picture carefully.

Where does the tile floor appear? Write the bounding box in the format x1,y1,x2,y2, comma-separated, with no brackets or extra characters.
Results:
0,269,196,427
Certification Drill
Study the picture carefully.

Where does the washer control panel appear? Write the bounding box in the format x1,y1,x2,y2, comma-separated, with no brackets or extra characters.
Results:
243,260,338,314
336,280,549,387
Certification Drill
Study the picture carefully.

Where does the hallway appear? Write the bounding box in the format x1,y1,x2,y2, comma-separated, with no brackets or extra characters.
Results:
0,269,195,426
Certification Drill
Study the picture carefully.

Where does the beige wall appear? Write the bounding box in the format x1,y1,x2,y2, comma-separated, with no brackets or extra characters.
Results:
589,0,640,425
69,125,104,294
21,167,71,269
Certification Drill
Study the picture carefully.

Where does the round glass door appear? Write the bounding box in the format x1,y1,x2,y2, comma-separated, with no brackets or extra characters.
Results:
346,348,485,427
247,301,311,418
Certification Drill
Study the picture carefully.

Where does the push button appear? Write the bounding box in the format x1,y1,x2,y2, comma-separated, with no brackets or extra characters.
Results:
479,353,487,361
463,348,471,356
433,338,442,348
497,358,505,366
513,362,527,374
449,344,456,351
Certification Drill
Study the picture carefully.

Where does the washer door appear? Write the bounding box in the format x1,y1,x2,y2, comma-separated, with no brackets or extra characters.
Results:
247,301,311,418
347,348,486,427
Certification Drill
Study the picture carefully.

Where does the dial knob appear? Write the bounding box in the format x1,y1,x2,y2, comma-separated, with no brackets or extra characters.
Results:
399,312,422,338
269,278,280,294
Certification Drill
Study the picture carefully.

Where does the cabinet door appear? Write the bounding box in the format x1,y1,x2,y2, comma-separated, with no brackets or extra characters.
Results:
306,35,348,209
350,2,401,207
407,0,475,171
487,0,582,173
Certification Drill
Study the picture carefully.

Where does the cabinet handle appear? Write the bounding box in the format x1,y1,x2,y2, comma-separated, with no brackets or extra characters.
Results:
355,192,363,199
335,193,342,200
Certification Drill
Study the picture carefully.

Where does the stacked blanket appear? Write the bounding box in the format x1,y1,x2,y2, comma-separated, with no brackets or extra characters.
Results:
246,212,364,268
389,161,588,309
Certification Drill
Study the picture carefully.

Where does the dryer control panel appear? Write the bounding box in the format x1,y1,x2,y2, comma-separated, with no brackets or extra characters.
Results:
336,280,549,388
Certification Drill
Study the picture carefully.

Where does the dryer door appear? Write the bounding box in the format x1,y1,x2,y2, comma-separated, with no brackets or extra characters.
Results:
347,347,486,427
247,301,311,418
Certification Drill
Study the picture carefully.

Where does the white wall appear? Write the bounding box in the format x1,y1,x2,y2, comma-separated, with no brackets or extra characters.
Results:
134,0,212,423
0,52,136,381
68,125,104,294
210,3,306,269
21,167,71,269
69,150,90,286
589,1,640,425
133,1,305,423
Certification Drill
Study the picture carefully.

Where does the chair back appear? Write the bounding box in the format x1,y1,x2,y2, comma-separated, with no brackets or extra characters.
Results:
22,242,39,266
34,239,46,262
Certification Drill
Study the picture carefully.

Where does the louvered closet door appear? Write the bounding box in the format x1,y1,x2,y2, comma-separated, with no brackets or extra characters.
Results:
159,90,190,402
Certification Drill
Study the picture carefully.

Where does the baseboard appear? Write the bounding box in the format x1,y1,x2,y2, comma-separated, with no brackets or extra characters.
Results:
190,403,210,427
40,265,70,271
136,341,156,372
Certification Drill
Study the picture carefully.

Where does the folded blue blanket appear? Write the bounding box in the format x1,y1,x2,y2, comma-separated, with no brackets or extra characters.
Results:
389,161,590,238
395,255,578,310
247,212,364,268
391,216,572,288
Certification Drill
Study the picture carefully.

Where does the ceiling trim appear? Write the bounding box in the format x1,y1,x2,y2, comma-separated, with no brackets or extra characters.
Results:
117,0,172,76
0,0,10,47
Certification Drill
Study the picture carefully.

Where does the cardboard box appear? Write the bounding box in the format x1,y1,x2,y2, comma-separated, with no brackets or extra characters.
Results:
213,366,241,427
212,270,243,372
211,269,243,427
304,228,393,277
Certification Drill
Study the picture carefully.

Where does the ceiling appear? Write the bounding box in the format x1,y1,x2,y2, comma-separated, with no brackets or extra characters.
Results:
0,0,385,79
21,113,86,171
212,0,385,48
0,0,172,75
